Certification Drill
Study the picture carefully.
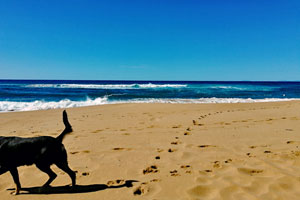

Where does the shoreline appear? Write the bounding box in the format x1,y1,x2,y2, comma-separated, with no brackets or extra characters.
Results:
0,98,299,113
1,101,300,199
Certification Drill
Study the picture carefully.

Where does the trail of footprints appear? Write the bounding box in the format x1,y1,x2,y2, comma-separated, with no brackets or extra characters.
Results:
134,111,223,196
131,108,299,196
188,107,299,129
134,112,219,196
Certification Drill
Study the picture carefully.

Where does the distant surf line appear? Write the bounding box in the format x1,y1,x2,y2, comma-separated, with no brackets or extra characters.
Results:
0,97,297,112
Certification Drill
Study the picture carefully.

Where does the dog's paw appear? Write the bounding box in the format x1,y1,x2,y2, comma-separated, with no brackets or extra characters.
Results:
10,189,20,195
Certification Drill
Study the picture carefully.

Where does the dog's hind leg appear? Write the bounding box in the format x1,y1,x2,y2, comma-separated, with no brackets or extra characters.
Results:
56,161,76,186
9,168,21,195
36,164,57,187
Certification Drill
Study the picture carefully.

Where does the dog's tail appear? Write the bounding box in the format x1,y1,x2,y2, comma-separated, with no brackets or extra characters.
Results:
56,110,73,142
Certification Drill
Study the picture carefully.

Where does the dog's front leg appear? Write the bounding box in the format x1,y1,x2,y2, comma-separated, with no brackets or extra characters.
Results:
9,168,21,195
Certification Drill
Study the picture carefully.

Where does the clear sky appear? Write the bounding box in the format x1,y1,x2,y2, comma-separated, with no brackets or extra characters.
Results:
0,0,299,81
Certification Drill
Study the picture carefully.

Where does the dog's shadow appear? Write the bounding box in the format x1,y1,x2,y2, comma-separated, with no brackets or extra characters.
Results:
8,180,138,195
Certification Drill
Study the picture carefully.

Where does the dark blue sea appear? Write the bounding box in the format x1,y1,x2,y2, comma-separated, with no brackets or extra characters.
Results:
0,80,300,112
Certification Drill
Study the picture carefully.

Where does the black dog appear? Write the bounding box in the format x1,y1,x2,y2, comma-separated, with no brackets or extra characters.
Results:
0,110,76,195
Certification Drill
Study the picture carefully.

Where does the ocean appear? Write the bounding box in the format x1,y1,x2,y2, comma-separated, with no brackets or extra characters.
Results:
0,80,299,112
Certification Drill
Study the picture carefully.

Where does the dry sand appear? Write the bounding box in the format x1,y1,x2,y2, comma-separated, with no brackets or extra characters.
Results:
1,101,300,199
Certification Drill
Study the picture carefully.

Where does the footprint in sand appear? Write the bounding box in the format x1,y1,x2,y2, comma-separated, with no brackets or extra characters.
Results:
113,147,125,151
133,182,152,196
213,161,221,168
171,141,181,145
249,144,269,149
172,125,182,128
133,184,148,196
82,172,90,176
112,147,132,151
184,131,191,135
181,165,192,174
246,153,252,157
143,165,159,174
168,148,177,153
170,170,180,177
238,168,263,175
181,165,191,169
150,179,161,182
287,141,295,144
193,120,204,126
224,159,232,163
107,179,126,186
133,188,143,195
198,170,213,175
264,150,272,154
198,145,216,148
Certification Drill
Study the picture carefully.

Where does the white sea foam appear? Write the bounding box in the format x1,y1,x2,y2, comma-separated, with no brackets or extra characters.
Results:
123,98,296,104
0,97,109,112
25,83,187,89
210,86,245,90
0,97,297,112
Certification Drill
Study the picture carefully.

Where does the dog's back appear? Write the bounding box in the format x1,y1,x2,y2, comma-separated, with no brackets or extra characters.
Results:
0,136,67,167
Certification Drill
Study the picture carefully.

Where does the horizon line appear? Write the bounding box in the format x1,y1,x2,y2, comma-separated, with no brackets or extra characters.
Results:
0,79,300,83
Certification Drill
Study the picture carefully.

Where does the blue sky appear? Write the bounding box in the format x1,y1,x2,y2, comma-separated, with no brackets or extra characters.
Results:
0,0,299,81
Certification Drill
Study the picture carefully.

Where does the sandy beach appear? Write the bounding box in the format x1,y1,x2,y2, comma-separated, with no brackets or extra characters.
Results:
1,101,300,199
